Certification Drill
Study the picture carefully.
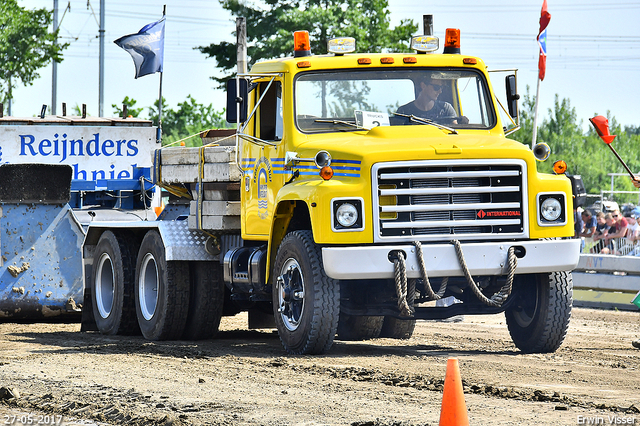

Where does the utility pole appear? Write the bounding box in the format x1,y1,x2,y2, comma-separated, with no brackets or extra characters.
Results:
237,17,247,75
52,0,59,115
98,0,105,117
423,14,433,36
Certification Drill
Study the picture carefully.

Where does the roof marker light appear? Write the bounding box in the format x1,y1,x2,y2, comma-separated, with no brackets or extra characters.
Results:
380,57,394,64
294,31,311,57
297,61,311,68
410,35,439,53
357,58,372,65
403,57,417,64
443,28,461,54
328,37,356,55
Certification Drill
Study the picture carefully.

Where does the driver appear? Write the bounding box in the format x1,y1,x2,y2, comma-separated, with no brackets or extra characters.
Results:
397,75,467,124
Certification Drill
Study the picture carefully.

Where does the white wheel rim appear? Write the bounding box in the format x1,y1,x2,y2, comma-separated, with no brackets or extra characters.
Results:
139,253,159,321
95,253,115,319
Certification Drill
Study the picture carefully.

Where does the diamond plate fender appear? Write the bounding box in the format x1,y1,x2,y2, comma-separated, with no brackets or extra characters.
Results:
156,220,218,261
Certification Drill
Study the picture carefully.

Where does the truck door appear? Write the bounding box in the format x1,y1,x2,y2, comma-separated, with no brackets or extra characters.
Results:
241,80,284,237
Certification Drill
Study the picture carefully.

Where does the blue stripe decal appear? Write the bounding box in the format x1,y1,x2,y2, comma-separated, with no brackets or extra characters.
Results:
272,171,361,177
271,164,361,169
241,157,362,177
333,159,362,164
333,166,361,171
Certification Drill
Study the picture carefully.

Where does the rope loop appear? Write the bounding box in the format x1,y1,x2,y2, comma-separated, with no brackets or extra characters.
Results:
390,240,517,317
392,252,414,317
412,241,447,301
451,239,517,307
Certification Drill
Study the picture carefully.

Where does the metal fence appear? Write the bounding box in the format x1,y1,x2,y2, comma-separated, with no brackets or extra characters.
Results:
581,236,640,256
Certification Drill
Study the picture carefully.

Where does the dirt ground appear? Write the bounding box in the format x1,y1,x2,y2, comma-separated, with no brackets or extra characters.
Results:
0,307,639,426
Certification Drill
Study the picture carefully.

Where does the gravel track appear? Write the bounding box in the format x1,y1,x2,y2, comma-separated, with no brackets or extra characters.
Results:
0,307,638,425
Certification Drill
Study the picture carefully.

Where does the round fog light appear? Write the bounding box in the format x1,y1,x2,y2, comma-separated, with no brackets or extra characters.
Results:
541,197,562,221
336,203,358,227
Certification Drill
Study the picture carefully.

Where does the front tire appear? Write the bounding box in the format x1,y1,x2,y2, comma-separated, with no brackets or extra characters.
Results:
505,272,573,353
91,231,139,335
272,230,339,355
135,231,190,341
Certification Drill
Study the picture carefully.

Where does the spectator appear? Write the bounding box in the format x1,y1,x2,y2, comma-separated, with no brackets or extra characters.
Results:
630,177,640,350
574,207,584,238
624,212,639,242
599,213,619,254
604,209,628,247
579,210,597,238
591,212,610,253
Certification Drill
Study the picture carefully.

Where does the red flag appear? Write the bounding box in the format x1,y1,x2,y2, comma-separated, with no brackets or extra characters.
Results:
538,48,547,81
538,0,551,37
537,0,550,81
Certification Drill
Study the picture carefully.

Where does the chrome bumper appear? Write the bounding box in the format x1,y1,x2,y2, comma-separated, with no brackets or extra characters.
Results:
322,239,581,280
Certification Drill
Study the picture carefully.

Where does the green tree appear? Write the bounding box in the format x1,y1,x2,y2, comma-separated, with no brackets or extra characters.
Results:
197,0,417,86
148,96,228,146
0,0,68,108
511,86,535,148
112,96,144,118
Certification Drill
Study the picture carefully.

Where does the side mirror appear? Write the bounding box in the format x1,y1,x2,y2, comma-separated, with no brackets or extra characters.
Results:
226,78,248,123
567,174,587,208
505,75,519,118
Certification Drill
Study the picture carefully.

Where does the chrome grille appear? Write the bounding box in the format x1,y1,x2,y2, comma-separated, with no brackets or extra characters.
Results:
372,160,527,242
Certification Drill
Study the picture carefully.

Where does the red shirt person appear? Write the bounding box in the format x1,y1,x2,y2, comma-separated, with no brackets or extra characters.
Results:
604,209,628,245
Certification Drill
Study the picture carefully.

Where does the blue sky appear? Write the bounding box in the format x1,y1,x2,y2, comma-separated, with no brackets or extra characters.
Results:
11,0,640,132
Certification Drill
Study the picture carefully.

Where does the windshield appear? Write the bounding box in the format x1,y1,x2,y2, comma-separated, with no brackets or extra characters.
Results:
295,68,496,133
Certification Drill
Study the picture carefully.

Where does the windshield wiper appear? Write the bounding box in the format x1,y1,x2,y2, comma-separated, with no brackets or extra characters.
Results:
314,119,369,131
392,112,458,135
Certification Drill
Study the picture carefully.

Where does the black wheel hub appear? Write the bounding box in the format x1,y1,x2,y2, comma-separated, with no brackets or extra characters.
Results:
277,262,305,331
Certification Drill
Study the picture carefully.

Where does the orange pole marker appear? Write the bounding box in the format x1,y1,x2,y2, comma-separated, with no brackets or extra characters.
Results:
153,204,165,218
439,358,469,426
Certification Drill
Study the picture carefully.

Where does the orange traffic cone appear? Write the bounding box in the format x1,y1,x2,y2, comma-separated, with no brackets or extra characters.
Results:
439,358,469,426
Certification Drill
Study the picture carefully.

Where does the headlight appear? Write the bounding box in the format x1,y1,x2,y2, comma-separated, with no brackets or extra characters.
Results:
540,197,562,221
336,203,358,227
537,193,567,227
332,198,364,231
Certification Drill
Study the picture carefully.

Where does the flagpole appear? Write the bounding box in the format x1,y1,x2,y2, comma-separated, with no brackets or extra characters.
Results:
532,76,541,149
534,0,550,150
157,71,163,144
157,5,166,145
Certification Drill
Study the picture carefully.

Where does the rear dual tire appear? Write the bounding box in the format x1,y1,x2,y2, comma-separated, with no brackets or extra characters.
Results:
92,231,140,335
337,314,384,341
379,317,416,339
134,231,190,341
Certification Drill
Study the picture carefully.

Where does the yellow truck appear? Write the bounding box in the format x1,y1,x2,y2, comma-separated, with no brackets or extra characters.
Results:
81,28,580,355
